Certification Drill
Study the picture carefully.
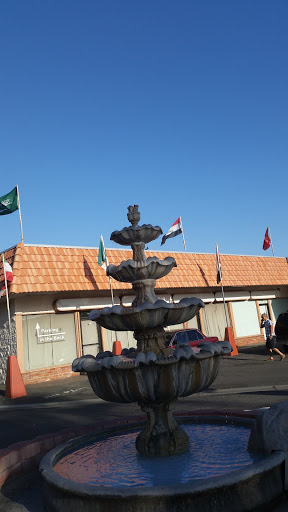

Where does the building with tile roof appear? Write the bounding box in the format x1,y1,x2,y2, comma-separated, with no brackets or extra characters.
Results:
1,243,288,384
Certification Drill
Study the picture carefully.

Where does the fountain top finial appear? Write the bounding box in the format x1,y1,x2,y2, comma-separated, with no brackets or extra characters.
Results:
127,205,140,227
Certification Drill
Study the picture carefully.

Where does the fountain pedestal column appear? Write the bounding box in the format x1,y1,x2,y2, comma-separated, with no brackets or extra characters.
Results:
134,327,172,355
136,399,189,456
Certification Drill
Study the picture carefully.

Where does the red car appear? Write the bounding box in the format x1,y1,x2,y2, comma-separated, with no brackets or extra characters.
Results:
165,328,219,348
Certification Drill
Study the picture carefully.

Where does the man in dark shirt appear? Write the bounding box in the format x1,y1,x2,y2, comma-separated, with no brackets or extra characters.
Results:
261,314,285,361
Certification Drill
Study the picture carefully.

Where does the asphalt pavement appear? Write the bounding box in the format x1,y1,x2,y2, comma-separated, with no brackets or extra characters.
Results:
0,343,287,449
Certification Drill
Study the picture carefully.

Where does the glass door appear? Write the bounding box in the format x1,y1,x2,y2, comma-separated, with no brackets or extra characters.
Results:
80,311,102,356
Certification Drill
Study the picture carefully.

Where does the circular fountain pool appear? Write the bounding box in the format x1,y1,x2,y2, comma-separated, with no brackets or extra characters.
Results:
53,423,261,487
40,416,285,512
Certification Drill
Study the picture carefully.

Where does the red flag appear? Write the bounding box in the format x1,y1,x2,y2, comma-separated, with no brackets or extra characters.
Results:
263,228,271,251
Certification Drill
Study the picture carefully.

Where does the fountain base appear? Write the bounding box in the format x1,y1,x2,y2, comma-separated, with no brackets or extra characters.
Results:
40,415,286,512
136,400,189,456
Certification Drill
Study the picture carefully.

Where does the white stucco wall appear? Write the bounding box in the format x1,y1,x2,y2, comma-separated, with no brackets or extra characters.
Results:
15,294,56,314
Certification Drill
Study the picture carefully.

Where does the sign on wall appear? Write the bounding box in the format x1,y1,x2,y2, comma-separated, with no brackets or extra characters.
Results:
35,322,66,343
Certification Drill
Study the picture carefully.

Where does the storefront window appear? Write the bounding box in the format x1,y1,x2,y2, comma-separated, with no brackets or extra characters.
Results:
202,303,227,340
232,301,260,338
23,313,77,371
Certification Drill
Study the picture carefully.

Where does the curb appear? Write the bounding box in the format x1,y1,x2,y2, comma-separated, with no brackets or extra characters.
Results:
0,410,260,488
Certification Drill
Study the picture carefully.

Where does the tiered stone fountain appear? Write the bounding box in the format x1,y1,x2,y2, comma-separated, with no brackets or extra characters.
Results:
72,205,231,457
40,206,287,512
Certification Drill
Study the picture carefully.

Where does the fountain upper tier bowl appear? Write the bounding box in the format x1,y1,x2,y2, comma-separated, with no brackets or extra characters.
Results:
110,224,162,246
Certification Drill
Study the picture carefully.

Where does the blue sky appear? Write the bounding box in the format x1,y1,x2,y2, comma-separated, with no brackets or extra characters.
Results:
1,1,287,257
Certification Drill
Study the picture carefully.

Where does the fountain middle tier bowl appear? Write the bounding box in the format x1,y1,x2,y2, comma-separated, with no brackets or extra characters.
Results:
72,341,232,403
107,256,177,283
88,297,204,332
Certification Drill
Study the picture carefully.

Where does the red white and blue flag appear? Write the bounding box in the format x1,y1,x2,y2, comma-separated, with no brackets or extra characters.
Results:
161,217,182,246
216,244,222,284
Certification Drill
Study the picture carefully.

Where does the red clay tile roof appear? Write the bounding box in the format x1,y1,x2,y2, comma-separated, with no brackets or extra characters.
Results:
1,243,288,296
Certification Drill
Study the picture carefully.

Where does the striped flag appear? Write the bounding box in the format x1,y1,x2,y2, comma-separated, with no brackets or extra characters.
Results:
0,259,13,297
98,235,109,271
161,217,182,246
216,244,222,284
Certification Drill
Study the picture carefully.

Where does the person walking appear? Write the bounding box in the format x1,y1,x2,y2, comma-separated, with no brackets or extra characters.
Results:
261,313,285,361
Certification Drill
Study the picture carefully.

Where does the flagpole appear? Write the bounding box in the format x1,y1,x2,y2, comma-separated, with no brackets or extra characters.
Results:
2,253,11,337
107,273,118,340
108,275,115,306
216,244,229,328
16,185,24,244
220,276,229,328
268,226,275,257
106,257,118,340
180,217,187,252
100,238,117,340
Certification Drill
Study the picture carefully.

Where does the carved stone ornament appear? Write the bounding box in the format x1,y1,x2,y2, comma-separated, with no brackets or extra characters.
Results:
127,205,140,226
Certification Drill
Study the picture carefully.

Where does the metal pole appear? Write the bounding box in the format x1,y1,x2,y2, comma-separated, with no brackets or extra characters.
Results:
180,217,187,252
109,276,115,306
106,250,117,339
216,244,229,328
220,277,229,328
2,253,11,336
16,185,24,244
268,226,275,257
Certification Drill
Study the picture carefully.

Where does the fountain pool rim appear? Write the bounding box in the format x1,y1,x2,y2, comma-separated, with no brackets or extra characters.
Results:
40,414,285,504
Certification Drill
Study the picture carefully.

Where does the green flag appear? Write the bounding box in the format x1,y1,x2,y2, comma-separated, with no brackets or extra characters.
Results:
0,187,18,216
98,234,108,270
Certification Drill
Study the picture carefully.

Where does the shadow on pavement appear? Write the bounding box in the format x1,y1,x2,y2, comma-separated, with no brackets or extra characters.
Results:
1,469,44,511
238,344,280,356
240,390,288,397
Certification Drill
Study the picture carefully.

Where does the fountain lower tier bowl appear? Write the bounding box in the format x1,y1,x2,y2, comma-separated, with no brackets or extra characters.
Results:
73,343,232,457
72,342,232,403
40,415,286,512
88,298,204,331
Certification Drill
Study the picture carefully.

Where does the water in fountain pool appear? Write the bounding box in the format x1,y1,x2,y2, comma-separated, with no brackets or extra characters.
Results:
54,423,263,487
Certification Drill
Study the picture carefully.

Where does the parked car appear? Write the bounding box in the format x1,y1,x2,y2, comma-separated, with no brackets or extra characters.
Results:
165,328,219,348
275,312,288,353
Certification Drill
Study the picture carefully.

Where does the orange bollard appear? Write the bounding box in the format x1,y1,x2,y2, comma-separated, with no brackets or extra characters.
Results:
5,355,27,399
224,326,238,356
112,340,122,355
